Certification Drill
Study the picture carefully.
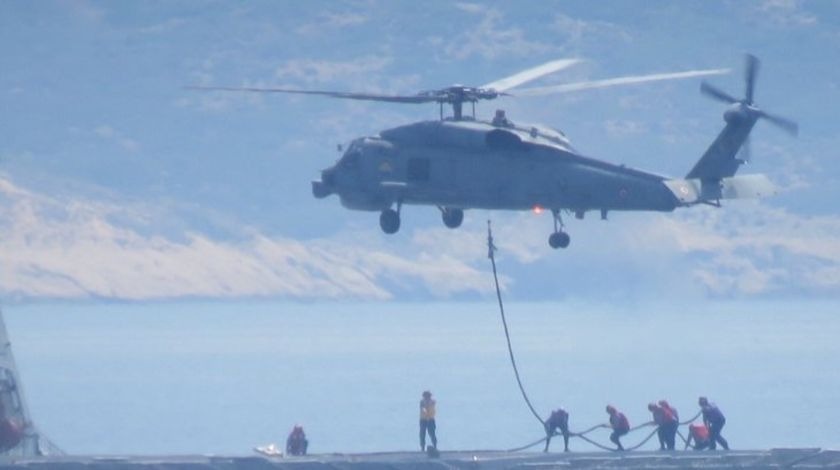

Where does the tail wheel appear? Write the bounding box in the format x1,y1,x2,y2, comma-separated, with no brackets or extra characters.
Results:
548,231,570,249
442,208,464,229
379,209,400,234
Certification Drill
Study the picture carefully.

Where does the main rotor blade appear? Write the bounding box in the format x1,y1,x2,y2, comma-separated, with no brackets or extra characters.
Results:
481,58,581,92
514,69,730,96
186,86,437,104
745,53,760,105
700,81,739,104
759,110,799,136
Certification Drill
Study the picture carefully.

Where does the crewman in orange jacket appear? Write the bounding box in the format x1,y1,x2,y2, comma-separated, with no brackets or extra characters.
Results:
419,390,437,451
686,423,711,450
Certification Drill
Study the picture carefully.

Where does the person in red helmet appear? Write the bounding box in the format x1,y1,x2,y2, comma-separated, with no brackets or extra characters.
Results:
419,390,437,452
605,405,630,451
544,408,570,452
657,400,679,450
647,402,678,450
698,397,729,450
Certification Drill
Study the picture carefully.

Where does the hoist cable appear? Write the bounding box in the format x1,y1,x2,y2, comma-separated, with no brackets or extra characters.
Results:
487,221,545,427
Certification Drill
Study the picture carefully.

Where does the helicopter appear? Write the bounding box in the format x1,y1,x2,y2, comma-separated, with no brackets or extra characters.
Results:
195,54,797,249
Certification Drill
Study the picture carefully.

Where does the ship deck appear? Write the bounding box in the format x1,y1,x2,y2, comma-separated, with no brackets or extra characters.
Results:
3,448,840,469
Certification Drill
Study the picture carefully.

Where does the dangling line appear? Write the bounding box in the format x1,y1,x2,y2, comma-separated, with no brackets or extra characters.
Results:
487,221,545,427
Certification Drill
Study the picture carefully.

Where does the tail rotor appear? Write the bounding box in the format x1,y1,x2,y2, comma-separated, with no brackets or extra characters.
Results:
700,54,798,137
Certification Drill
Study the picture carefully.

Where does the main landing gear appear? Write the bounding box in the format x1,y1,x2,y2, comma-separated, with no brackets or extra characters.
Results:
548,209,571,249
380,205,465,234
440,207,464,229
379,201,401,234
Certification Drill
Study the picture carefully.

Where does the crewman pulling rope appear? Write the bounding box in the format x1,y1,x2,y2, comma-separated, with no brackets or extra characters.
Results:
487,221,703,453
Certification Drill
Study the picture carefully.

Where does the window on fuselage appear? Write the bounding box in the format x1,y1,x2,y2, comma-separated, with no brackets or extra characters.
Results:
407,157,430,182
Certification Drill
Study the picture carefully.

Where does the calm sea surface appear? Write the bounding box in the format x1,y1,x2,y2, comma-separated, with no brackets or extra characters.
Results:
4,300,839,455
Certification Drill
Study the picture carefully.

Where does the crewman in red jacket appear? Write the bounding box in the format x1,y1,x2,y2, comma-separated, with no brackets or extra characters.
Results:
606,405,630,451
648,402,678,450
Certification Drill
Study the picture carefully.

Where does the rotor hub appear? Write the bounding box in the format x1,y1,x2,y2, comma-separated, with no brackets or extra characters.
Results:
723,104,751,124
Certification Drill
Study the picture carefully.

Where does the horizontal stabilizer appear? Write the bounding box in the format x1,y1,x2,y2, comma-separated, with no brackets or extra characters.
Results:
664,174,776,204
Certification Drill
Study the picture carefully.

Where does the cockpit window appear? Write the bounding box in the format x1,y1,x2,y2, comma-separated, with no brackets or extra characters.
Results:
340,151,361,169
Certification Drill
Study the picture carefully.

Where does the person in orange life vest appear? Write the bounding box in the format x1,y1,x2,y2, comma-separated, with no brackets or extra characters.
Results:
605,405,630,451
544,408,570,452
286,425,308,456
699,396,729,450
658,399,679,450
658,400,678,422
419,390,437,451
686,423,711,450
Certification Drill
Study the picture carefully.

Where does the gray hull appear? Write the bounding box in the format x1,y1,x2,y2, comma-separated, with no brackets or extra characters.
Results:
2,449,838,469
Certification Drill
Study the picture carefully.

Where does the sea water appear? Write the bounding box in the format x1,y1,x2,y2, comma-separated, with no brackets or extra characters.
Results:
4,300,839,455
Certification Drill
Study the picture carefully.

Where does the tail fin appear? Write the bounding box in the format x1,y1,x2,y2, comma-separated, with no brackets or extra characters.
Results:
686,54,797,183
685,113,757,180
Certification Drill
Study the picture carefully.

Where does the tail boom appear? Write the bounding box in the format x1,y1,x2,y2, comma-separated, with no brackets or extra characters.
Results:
665,173,776,206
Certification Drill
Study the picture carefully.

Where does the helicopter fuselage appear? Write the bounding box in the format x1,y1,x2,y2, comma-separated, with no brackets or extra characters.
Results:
313,118,680,217
200,54,787,249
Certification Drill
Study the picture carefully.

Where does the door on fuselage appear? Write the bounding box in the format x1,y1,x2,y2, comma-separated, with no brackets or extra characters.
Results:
404,154,456,203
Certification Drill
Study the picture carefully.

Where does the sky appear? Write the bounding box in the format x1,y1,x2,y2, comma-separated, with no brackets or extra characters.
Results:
1,0,839,302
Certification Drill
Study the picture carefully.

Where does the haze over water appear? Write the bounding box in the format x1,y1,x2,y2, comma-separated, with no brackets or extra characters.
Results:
5,299,838,455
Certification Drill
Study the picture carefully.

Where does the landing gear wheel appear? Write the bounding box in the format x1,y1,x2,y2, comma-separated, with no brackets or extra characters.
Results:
441,208,464,229
548,231,570,249
379,209,400,234
548,208,570,249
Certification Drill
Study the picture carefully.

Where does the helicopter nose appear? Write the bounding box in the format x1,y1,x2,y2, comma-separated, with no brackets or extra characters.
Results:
322,168,336,186
312,169,335,199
